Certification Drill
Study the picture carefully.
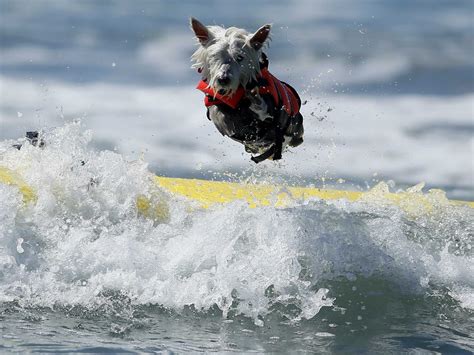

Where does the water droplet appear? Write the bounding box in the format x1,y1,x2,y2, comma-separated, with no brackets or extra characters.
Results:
16,238,24,254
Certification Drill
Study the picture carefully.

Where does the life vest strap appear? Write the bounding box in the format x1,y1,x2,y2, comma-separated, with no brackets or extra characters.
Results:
196,80,245,109
258,69,299,117
250,145,276,163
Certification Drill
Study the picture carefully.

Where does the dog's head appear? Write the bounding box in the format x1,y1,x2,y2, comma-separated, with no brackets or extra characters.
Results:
190,18,271,96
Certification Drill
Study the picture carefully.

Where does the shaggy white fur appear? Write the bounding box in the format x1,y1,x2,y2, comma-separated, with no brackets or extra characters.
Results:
190,18,271,96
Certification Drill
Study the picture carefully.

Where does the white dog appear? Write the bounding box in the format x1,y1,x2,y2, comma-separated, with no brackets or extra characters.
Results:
190,18,304,163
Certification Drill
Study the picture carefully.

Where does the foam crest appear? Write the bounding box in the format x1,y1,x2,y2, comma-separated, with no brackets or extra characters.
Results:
0,124,473,325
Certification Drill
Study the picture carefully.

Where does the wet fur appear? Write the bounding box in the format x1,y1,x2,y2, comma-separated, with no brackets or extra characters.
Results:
190,18,304,160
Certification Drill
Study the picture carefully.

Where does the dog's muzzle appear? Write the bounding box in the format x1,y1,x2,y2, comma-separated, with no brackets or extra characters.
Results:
217,74,231,86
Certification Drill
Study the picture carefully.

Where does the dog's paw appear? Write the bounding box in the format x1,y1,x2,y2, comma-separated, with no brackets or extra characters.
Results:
289,136,304,147
248,89,271,121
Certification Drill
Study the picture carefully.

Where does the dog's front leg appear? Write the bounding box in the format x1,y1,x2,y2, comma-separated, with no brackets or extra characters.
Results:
248,88,271,121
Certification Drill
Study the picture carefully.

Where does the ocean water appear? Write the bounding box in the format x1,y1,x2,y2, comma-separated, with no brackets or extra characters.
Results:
1,0,473,353
1,123,473,353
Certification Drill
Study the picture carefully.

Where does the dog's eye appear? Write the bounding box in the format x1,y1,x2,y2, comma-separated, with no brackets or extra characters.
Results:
236,54,244,62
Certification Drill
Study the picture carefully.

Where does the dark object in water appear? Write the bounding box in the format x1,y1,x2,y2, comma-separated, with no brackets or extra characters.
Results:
13,131,45,150
26,131,45,147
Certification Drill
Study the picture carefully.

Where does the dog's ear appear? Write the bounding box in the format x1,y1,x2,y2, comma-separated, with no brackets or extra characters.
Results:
190,17,212,46
249,24,271,50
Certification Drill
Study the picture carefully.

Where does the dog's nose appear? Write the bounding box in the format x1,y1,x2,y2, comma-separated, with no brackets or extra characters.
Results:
217,75,231,85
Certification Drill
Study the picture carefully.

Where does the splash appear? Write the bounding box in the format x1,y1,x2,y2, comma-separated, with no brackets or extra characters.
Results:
0,123,473,326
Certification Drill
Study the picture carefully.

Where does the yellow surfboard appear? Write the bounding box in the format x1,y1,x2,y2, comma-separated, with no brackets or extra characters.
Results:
0,166,37,204
153,176,474,215
1,166,473,219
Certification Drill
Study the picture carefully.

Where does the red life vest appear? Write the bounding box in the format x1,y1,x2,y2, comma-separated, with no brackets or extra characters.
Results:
196,67,300,117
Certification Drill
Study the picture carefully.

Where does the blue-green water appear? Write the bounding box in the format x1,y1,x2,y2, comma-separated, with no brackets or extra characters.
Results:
1,293,472,353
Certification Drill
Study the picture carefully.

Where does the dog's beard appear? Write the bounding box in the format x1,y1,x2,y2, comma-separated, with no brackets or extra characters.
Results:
196,59,260,97
209,79,240,97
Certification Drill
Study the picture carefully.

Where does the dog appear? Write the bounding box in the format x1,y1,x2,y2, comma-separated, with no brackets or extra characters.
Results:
190,18,304,163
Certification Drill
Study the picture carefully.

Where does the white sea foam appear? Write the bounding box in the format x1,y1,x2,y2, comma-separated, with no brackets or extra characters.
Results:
0,124,472,325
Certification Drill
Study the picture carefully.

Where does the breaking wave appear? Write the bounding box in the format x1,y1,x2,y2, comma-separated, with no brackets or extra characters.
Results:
0,123,473,325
